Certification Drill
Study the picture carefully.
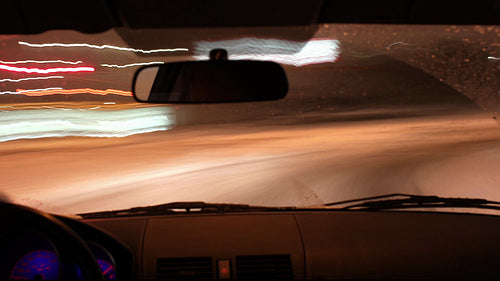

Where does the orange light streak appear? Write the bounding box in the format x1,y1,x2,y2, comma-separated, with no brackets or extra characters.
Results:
16,88,132,97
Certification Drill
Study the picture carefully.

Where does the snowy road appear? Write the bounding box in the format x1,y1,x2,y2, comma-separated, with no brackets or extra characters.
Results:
1,104,499,215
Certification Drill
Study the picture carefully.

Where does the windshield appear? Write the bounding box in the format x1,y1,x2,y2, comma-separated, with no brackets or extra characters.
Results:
1,24,499,216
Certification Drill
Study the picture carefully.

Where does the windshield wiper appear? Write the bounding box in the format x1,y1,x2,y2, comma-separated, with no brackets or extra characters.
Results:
322,193,500,212
78,201,295,219
77,194,500,219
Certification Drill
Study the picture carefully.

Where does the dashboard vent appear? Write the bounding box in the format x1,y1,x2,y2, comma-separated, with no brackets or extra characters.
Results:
156,257,213,280
235,254,292,279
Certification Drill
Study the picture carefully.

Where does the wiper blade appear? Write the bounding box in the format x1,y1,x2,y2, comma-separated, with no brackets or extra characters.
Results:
78,201,295,219
323,193,500,212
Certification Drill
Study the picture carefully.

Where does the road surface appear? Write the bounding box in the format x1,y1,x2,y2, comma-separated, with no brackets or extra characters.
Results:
1,103,499,215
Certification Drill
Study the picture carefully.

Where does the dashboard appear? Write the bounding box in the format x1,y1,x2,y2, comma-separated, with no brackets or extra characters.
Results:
2,202,500,280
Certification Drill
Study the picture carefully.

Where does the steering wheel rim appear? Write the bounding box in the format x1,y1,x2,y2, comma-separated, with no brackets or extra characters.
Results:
0,202,103,280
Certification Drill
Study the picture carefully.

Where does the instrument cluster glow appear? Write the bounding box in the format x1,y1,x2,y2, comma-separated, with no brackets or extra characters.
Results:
10,250,59,280
9,249,117,280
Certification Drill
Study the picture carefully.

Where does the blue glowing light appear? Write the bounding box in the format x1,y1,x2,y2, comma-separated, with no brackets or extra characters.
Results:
10,250,59,280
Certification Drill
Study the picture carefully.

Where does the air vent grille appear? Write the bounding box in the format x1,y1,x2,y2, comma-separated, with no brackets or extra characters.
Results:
236,254,292,279
156,257,213,280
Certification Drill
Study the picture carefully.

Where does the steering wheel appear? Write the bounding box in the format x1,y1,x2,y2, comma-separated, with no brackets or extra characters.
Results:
0,202,104,280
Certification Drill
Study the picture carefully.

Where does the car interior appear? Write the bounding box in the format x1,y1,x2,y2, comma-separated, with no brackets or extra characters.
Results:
1,1,500,280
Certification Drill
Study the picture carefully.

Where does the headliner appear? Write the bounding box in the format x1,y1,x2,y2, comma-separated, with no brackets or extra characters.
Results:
0,0,498,35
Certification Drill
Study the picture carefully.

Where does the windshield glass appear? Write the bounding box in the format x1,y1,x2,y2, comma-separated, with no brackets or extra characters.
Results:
1,24,499,215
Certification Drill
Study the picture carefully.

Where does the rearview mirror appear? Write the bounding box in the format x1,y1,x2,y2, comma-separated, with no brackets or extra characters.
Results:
132,60,288,103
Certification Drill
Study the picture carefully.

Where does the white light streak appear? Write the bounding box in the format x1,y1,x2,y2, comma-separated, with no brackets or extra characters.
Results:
0,87,61,95
194,38,341,66
488,56,499,60
386,41,413,49
0,76,64,83
11,88,131,97
0,107,174,142
101,62,164,68
0,64,94,74
0,59,83,65
19,41,188,54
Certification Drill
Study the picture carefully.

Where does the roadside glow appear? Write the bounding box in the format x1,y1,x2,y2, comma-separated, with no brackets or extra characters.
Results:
14,88,132,97
0,76,64,83
194,38,340,66
19,41,188,54
0,59,83,65
101,62,164,68
0,107,174,142
0,64,94,74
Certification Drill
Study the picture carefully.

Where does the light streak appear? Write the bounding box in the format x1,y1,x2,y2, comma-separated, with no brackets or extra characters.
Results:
193,38,340,66
19,41,188,54
17,87,63,94
386,41,413,49
0,87,63,95
14,88,132,97
0,59,83,65
350,50,384,58
488,56,499,60
0,76,64,83
101,62,164,68
41,105,80,111
1,105,106,111
0,107,174,142
0,64,94,74
0,90,20,95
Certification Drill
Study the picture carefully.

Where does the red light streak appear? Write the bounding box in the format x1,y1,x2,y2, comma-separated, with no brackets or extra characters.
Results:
16,88,132,97
0,64,94,74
